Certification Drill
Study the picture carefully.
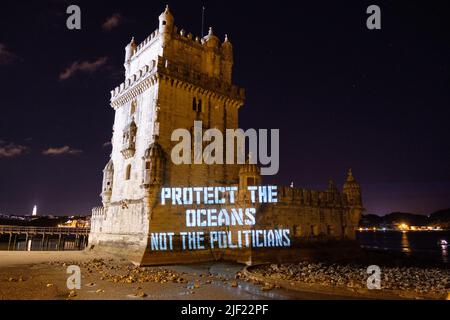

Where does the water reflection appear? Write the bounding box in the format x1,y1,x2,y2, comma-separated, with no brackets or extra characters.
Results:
356,231,450,264
441,245,448,263
400,231,411,254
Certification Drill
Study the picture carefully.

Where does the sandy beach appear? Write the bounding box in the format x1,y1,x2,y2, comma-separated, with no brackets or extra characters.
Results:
0,251,355,300
1,251,448,300
0,251,98,268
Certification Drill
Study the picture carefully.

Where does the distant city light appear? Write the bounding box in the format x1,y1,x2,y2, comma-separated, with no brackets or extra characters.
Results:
357,225,443,232
398,223,409,231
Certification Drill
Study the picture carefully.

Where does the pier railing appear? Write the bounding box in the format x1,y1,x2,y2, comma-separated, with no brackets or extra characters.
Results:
0,225,90,235
0,225,90,251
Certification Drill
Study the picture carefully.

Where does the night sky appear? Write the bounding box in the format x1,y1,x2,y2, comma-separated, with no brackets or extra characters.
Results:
0,0,449,216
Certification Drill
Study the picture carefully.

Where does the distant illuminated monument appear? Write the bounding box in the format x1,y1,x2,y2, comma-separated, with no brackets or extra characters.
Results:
32,205,37,217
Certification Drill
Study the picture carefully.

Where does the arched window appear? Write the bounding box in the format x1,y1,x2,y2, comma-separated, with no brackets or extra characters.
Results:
197,99,202,113
192,97,197,111
125,164,131,180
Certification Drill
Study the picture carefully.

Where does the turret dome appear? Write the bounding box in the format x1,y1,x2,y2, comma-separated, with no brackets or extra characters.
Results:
143,142,164,159
103,159,114,172
203,27,220,49
221,34,233,59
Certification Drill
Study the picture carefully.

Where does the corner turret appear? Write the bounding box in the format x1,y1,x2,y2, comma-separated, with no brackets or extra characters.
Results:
342,168,362,206
203,27,220,50
141,142,165,188
124,37,137,75
141,142,165,215
239,154,261,191
101,159,114,206
221,34,233,60
220,34,233,83
159,5,174,45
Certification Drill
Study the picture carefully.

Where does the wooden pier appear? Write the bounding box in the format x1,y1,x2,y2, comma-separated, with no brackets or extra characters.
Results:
0,225,89,251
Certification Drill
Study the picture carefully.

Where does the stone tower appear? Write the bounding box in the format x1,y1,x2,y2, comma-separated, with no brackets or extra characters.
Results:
342,168,363,239
89,6,245,263
89,7,362,266
343,168,362,206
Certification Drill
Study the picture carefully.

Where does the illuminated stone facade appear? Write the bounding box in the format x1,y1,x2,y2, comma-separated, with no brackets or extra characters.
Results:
89,6,362,265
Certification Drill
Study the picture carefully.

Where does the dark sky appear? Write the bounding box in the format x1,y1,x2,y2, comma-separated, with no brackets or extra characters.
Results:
0,0,449,216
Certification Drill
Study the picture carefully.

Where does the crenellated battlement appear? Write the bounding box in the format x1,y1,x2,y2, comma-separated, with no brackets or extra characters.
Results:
157,56,243,98
130,25,232,64
132,27,215,58
172,27,203,47
91,206,105,218
110,55,244,108
170,26,232,57
110,58,157,100
133,29,159,57
276,186,349,207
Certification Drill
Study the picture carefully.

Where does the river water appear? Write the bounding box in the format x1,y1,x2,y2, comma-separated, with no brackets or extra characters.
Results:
356,230,449,264
1,230,448,264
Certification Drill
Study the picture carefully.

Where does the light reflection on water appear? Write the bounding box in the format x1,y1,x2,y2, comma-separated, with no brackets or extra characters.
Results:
440,245,448,263
401,231,411,253
357,230,450,264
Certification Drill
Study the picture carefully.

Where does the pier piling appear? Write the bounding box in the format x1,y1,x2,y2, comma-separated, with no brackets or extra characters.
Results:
0,226,89,251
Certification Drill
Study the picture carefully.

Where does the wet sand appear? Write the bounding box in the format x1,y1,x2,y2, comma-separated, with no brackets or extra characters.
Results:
0,251,361,300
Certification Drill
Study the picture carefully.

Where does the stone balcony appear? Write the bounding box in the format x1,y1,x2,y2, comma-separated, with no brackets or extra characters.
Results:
120,141,136,159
